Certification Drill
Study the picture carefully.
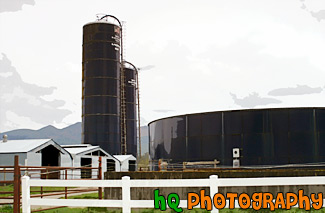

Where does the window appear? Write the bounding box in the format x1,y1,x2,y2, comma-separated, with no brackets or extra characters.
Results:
107,159,116,172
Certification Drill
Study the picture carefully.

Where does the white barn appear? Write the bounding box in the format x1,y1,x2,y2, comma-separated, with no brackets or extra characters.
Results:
113,155,137,172
0,138,137,180
62,144,120,178
0,138,71,180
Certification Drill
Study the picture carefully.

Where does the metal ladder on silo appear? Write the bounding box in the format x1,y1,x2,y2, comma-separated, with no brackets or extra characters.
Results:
120,23,127,155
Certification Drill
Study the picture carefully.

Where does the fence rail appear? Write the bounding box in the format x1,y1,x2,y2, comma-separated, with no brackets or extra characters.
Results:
21,175,325,213
0,155,103,212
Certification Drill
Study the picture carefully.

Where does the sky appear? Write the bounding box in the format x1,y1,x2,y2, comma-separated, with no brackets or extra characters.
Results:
0,0,325,132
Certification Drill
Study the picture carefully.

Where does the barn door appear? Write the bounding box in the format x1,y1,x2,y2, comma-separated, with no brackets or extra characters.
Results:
41,145,60,179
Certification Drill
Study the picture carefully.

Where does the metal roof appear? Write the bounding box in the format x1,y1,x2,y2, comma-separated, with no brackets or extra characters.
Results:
113,155,136,162
148,107,325,125
64,146,100,155
0,139,55,153
61,144,92,148
63,144,112,157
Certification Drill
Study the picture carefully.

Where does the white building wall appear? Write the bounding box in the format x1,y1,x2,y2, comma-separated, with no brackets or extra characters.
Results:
0,146,117,180
91,156,99,178
60,155,104,180
60,153,72,167
120,161,129,172
69,155,116,178
73,155,81,167
26,152,41,166
26,152,41,179
70,155,81,179
59,153,72,179
0,153,26,181
0,153,26,166
115,161,121,172
102,157,107,174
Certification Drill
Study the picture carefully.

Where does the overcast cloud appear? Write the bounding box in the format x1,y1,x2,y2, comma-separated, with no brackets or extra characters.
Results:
268,85,323,96
0,54,71,131
0,0,324,131
300,0,325,22
230,93,282,108
0,0,35,13
153,110,175,113
310,10,325,22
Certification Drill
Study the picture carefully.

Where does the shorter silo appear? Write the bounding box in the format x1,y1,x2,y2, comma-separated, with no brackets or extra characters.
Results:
124,66,137,157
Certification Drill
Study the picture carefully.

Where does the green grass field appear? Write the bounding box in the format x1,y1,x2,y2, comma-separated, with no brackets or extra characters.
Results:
30,208,325,213
0,184,68,197
66,192,102,199
1,185,323,212
1,205,323,213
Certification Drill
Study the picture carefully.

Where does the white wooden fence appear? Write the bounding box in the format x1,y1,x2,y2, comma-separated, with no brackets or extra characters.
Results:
21,175,325,213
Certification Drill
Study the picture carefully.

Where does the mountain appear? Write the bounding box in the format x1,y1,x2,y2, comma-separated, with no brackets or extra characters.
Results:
0,123,150,149
0,122,82,145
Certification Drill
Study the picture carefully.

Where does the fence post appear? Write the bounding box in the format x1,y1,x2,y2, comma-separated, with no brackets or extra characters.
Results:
65,169,68,199
122,176,131,212
14,155,21,213
98,156,102,199
21,176,31,213
209,175,219,213
3,168,6,184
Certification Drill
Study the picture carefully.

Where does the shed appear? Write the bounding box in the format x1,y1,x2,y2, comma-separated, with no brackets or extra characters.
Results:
113,155,137,172
0,138,71,180
62,144,119,178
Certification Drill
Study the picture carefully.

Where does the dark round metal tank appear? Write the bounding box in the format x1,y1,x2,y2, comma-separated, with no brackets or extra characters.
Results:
82,21,121,154
149,107,325,169
124,67,137,156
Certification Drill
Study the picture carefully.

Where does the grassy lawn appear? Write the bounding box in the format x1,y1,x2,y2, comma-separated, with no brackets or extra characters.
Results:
0,184,72,197
33,208,325,213
0,184,13,197
2,206,321,213
2,185,324,212
66,192,102,199
0,205,14,213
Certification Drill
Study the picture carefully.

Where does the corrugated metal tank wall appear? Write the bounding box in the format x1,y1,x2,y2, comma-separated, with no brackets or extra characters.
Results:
149,108,325,169
82,22,121,154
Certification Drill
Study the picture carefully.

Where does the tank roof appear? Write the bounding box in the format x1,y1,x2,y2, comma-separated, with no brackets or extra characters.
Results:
83,20,120,28
148,107,325,125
